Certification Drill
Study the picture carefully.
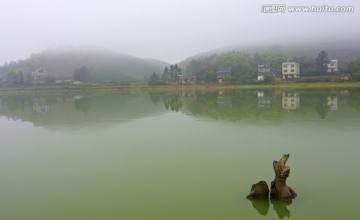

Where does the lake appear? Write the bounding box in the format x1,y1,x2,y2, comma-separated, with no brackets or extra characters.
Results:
1,88,360,219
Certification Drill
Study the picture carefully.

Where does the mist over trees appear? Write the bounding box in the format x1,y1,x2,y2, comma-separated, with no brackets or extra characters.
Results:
0,48,168,84
183,49,360,83
1,42,360,85
148,64,182,85
73,66,90,82
185,52,284,83
148,72,161,85
162,64,182,83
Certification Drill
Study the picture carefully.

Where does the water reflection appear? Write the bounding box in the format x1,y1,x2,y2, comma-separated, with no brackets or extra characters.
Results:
248,198,292,218
326,96,338,111
0,89,360,130
74,97,91,113
0,94,167,130
32,98,50,113
271,199,292,219
181,89,359,121
248,198,270,216
282,92,300,111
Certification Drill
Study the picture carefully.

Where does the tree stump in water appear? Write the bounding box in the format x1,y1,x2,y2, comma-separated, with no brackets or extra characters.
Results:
270,154,297,200
246,154,297,201
246,181,269,199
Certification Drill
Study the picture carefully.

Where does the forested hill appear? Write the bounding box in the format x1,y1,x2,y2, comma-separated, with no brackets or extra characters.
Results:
0,48,168,84
181,38,360,65
178,38,360,83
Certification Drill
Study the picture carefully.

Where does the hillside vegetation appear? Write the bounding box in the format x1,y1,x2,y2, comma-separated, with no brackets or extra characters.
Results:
182,38,360,65
181,39,360,83
0,48,168,84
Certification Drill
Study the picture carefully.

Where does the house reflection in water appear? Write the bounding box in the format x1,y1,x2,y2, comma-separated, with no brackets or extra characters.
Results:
282,92,300,111
32,98,50,114
217,91,232,107
257,91,270,108
327,96,338,111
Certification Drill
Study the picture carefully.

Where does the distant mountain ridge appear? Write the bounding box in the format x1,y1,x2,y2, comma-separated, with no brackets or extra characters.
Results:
0,48,168,84
181,38,360,66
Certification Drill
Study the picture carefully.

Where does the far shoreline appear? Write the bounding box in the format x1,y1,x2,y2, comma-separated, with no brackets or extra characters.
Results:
0,82,359,95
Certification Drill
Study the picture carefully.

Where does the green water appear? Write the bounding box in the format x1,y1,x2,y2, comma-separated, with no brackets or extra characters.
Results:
1,89,360,219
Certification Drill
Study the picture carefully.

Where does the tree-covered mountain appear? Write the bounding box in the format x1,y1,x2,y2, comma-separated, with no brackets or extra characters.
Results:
181,38,360,67
0,48,168,84
179,38,360,82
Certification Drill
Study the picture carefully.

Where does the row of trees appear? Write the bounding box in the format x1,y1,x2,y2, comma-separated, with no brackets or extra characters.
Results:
73,65,90,82
186,53,257,83
149,64,182,85
4,69,24,84
0,66,90,85
183,50,358,83
352,55,360,80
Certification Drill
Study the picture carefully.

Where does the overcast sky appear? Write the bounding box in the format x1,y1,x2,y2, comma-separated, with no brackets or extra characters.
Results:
0,0,359,65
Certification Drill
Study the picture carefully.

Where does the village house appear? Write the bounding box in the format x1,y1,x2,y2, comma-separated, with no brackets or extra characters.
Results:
216,67,232,84
341,74,351,81
257,64,274,81
282,62,300,79
327,59,338,72
178,75,196,85
31,68,48,84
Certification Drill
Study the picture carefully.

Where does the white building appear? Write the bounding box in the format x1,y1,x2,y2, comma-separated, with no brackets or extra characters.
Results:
31,68,47,78
31,68,48,84
327,60,338,72
282,62,300,79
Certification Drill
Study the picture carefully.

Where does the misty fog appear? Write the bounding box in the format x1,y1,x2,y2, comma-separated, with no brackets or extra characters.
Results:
1,0,359,64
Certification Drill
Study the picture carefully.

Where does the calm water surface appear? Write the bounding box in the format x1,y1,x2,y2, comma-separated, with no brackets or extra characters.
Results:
1,89,360,219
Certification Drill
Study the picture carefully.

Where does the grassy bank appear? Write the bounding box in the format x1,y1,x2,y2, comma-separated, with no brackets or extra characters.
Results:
0,82,359,95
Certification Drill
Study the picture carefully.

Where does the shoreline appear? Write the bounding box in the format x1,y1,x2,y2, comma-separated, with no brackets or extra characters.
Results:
0,82,359,95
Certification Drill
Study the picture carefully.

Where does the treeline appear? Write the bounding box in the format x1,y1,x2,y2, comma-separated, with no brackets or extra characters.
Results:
182,51,359,83
0,48,167,85
352,56,360,80
149,64,182,85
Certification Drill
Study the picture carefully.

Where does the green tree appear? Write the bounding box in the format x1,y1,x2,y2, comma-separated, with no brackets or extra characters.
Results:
5,69,22,84
294,56,317,76
263,75,275,84
74,66,90,82
315,50,330,74
149,72,161,85
352,55,360,80
187,59,202,74
162,64,181,83
174,64,182,79
162,67,170,83
169,64,179,81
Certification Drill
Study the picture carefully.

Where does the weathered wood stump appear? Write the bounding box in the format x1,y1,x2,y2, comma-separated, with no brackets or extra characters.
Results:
246,181,269,199
270,154,297,200
246,154,297,201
